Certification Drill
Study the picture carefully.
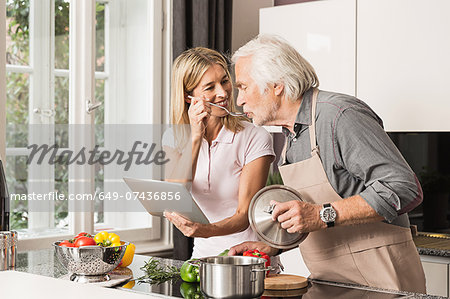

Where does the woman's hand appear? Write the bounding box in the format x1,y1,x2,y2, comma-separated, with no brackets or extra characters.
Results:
164,211,205,238
187,97,211,139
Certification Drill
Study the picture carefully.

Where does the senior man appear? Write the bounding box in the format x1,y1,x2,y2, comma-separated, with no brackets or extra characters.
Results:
229,34,425,293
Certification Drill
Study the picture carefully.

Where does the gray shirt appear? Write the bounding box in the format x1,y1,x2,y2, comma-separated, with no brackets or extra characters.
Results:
281,88,422,227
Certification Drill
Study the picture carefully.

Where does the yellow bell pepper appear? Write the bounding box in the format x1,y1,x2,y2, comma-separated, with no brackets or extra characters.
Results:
94,231,121,247
121,280,135,289
117,268,134,288
119,242,136,267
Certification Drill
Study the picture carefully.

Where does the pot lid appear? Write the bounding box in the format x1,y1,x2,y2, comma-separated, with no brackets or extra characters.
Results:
249,185,308,249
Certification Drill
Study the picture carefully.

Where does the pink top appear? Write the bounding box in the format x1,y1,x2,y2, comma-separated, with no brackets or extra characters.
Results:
191,121,275,258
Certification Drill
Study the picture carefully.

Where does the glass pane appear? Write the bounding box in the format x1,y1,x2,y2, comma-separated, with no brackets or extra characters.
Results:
95,79,105,147
6,0,30,66
94,1,106,225
55,0,70,69
94,0,155,231
94,78,105,224
6,156,29,230
6,71,29,148
54,76,69,147
95,2,106,72
54,158,68,228
94,162,104,224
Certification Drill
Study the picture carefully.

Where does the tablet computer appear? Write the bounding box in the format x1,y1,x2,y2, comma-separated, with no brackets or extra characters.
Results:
123,177,210,224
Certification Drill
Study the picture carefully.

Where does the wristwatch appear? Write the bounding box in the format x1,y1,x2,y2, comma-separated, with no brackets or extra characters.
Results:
319,203,337,228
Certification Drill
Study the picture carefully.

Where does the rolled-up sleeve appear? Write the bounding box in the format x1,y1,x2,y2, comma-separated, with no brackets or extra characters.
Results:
334,107,423,222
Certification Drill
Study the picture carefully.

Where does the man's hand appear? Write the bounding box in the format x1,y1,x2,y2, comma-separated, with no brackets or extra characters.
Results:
270,200,325,233
228,241,279,257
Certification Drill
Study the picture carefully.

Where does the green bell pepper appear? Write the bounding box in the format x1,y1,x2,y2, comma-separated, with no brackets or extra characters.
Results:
217,249,229,256
180,259,200,283
180,282,203,299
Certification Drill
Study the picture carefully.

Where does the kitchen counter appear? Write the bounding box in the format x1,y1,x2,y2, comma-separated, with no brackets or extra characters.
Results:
13,249,443,299
414,233,450,257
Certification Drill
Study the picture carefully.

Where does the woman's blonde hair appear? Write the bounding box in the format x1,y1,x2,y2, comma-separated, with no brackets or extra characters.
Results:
170,47,245,132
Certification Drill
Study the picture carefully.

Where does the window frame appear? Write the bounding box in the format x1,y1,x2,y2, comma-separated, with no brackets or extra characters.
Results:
2,0,173,253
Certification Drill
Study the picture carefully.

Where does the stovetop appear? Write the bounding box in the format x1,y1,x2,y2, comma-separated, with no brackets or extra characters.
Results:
124,277,410,299
121,256,412,298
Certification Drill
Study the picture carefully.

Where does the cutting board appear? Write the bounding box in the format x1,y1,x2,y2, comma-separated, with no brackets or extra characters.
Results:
264,274,308,290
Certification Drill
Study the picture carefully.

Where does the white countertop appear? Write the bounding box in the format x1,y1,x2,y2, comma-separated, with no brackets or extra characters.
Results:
0,271,161,299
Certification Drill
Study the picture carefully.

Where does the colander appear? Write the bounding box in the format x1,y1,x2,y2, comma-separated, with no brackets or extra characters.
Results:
53,241,129,283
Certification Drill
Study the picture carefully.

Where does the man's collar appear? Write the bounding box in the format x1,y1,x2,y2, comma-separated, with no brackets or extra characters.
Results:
282,88,314,136
295,88,314,126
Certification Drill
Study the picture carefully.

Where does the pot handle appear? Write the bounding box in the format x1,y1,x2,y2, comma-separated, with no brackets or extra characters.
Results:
188,261,201,267
251,266,274,282
251,266,274,272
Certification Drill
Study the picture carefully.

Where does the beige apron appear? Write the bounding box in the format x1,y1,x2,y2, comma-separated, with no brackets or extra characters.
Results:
278,89,426,293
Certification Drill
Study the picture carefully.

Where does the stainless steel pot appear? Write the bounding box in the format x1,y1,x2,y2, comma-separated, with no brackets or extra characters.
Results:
197,256,271,299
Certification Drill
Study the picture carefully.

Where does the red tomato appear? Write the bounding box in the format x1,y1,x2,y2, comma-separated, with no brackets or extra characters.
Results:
74,236,97,247
243,249,271,269
74,232,93,239
59,240,75,247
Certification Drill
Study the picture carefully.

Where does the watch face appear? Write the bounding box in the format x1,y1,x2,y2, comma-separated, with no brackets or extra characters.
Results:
321,207,336,222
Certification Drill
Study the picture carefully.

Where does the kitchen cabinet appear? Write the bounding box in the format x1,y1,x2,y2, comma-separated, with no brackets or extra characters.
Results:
448,264,450,298
260,0,450,131
420,254,450,297
260,0,356,96
357,0,450,131
421,261,447,297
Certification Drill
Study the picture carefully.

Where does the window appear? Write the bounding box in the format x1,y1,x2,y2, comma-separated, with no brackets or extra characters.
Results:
4,0,171,251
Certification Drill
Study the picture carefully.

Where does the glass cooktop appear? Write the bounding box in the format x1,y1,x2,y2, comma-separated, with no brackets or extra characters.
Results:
121,255,412,299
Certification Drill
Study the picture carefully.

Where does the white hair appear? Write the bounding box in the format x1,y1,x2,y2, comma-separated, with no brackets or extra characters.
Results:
232,34,319,101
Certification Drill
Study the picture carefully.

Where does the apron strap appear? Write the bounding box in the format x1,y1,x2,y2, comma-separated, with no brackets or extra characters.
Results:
281,88,320,164
309,88,319,154
280,136,288,165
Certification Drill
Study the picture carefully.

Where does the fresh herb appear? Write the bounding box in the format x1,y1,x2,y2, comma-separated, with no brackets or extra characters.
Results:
266,171,283,186
136,258,181,285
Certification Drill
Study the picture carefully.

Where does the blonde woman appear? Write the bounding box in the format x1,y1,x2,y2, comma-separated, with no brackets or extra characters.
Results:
163,47,275,258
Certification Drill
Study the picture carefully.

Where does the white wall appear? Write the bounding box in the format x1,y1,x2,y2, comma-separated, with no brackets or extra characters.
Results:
231,0,273,53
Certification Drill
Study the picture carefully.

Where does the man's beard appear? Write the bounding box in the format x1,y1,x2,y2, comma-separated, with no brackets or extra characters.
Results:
253,99,279,126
